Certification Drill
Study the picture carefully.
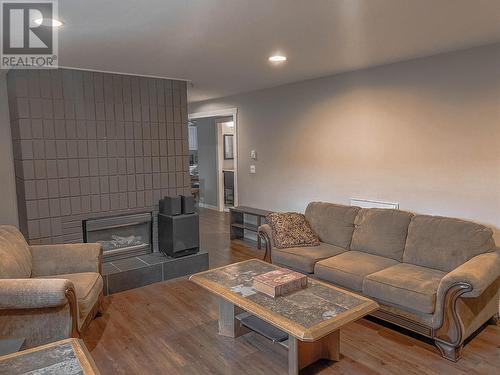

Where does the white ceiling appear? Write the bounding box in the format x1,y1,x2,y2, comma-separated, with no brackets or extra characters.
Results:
58,0,500,103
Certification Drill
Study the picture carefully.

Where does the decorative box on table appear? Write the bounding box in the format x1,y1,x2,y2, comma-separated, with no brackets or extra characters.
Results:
253,268,307,297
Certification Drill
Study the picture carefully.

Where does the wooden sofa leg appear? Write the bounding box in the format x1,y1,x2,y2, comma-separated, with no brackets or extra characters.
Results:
435,340,463,362
434,282,473,362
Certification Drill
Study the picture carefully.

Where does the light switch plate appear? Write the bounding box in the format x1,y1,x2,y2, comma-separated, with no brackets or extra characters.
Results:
250,150,257,160
250,165,256,174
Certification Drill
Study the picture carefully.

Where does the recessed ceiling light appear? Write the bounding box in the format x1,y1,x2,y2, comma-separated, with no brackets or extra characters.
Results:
34,17,64,27
268,55,287,63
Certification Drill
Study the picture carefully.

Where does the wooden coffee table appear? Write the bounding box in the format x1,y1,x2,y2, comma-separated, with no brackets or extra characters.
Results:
190,259,378,374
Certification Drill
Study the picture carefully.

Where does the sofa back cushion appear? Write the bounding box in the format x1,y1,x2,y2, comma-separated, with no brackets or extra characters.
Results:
403,215,495,272
305,202,360,249
0,225,32,278
351,208,413,261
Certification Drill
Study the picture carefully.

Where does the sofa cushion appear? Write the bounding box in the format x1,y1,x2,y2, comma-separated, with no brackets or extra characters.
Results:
351,208,413,261
267,212,320,249
363,263,446,314
403,215,495,272
314,251,398,291
272,242,346,273
0,225,32,278
305,202,360,248
38,272,103,329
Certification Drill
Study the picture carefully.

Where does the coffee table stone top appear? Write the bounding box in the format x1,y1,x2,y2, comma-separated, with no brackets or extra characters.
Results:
190,259,378,341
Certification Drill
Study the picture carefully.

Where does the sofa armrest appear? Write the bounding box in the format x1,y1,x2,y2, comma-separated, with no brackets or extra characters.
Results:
438,250,500,299
258,224,273,262
0,278,74,309
30,243,102,277
258,224,272,241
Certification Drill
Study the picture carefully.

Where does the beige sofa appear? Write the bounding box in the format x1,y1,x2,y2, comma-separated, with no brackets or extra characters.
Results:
0,225,103,348
258,202,500,361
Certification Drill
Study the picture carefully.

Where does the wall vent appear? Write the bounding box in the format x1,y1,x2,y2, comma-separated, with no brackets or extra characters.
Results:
350,199,399,209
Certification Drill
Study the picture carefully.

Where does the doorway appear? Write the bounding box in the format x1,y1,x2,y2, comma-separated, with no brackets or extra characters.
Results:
188,108,238,212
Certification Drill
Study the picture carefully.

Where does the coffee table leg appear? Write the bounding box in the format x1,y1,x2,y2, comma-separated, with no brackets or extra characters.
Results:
288,330,341,374
218,299,249,338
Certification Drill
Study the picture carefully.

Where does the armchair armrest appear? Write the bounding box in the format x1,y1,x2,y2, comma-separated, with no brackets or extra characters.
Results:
30,243,102,277
438,250,500,298
0,278,74,309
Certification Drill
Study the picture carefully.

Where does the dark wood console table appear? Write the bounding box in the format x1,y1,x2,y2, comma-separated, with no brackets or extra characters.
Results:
229,206,271,249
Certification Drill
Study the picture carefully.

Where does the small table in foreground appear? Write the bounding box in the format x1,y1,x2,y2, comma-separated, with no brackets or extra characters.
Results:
0,338,100,375
190,259,378,374
0,338,25,356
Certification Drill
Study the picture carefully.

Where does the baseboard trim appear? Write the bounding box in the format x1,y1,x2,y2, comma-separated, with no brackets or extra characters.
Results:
198,203,219,211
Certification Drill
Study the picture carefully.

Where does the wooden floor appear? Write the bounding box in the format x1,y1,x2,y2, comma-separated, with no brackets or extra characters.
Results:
82,208,500,375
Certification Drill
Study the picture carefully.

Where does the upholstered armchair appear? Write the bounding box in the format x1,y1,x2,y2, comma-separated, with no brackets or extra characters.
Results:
0,225,103,349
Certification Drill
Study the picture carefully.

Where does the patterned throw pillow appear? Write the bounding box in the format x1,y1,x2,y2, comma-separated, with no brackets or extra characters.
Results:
267,212,320,249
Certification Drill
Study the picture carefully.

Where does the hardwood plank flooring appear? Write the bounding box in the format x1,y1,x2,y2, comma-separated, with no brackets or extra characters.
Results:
82,208,500,374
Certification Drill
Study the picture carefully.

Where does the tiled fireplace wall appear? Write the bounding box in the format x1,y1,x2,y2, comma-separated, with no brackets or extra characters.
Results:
7,68,190,249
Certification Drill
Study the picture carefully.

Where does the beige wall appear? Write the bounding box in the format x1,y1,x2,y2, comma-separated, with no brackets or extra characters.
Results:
0,71,18,226
190,44,500,242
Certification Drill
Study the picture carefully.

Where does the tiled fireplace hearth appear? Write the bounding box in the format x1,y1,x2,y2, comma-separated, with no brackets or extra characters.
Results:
7,68,191,250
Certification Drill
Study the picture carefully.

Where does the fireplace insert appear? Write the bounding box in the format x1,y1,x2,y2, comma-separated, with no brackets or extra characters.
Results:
83,212,153,261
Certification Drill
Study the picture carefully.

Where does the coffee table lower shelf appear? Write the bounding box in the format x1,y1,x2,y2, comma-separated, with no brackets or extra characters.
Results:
236,312,288,343
221,299,340,375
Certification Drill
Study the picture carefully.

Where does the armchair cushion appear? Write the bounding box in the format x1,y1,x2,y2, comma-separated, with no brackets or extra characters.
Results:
30,243,102,277
0,278,73,309
0,225,32,278
363,263,445,314
37,272,103,329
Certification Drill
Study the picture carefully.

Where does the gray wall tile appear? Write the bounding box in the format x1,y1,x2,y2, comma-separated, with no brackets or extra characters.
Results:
80,177,90,195
59,178,70,197
60,197,71,216
31,119,43,138
49,198,61,217
109,176,118,193
36,180,48,199
39,218,51,237
38,199,50,218
45,140,57,159
24,181,37,200
57,159,68,178
81,195,91,213
47,179,59,198
34,160,47,179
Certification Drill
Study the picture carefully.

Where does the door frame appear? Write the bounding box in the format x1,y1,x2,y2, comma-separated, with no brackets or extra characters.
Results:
188,108,239,211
